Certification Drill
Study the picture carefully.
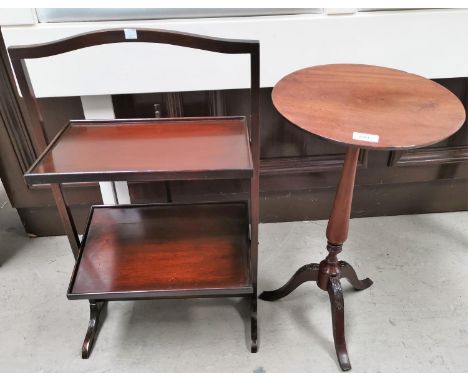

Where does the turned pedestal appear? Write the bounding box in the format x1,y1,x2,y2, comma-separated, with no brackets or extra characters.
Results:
260,146,372,370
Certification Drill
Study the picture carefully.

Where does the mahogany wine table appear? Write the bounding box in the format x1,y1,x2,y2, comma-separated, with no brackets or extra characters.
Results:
259,64,466,371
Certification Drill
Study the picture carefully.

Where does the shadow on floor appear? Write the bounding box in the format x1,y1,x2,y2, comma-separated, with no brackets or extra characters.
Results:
100,297,253,353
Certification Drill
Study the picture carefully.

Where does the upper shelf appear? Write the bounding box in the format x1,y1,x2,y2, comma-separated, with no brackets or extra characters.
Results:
25,117,253,185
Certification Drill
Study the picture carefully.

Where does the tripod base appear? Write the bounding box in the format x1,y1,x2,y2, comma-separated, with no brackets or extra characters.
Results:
259,260,372,371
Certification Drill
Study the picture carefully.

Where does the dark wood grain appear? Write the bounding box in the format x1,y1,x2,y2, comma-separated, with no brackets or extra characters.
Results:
25,117,253,184
68,202,251,300
272,64,466,150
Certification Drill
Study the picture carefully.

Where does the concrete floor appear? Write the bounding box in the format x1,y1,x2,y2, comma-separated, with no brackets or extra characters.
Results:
1,183,468,372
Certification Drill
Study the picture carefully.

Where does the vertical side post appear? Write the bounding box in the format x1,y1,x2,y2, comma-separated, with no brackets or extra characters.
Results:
51,183,80,259
248,43,260,353
249,45,260,293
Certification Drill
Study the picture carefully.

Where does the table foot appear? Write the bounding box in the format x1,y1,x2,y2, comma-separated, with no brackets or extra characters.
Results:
339,261,373,291
259,263,319,301
328,277,351,371
250,295,258,353
260,255,371,371
82,300,107,359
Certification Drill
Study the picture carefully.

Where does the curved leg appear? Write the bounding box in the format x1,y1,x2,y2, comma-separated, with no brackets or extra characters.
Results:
82,300,107,359
250,295,258,353
328,277,351,371
259,263,319,301
339,261,373,291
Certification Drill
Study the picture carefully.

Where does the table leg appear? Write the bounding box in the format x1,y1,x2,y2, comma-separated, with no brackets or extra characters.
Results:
259,147,372,371
81,300,107,359
250,295,258,353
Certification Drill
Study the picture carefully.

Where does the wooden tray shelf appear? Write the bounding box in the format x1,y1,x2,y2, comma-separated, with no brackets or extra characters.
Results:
25,117,253,185
67,202,252,300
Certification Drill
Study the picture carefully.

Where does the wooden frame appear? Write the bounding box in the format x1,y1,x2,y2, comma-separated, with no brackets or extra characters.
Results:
9,28,260,357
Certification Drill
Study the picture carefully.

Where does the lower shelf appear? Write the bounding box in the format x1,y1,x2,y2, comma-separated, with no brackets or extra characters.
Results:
67,202,252,300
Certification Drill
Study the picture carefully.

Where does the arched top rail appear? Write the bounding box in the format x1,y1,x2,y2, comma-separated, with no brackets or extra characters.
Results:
8,28,259,60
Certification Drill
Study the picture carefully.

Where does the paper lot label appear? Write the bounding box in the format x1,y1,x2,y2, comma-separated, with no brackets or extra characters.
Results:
352,132,379,143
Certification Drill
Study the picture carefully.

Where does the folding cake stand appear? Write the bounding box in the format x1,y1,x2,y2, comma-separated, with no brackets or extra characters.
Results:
10,29,260,358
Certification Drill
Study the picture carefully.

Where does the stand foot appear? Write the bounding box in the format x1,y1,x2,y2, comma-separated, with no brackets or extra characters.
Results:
328,277,351,371
339,261,373,291
82,300,107,359
259,263,319,301
259,257,371,371
250,295,258,353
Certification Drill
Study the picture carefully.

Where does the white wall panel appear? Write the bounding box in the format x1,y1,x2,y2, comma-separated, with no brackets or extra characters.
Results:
0,8,36,26
2,9,468,97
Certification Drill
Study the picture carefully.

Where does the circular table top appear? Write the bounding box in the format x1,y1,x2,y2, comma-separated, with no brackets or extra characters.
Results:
272,64,466,150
